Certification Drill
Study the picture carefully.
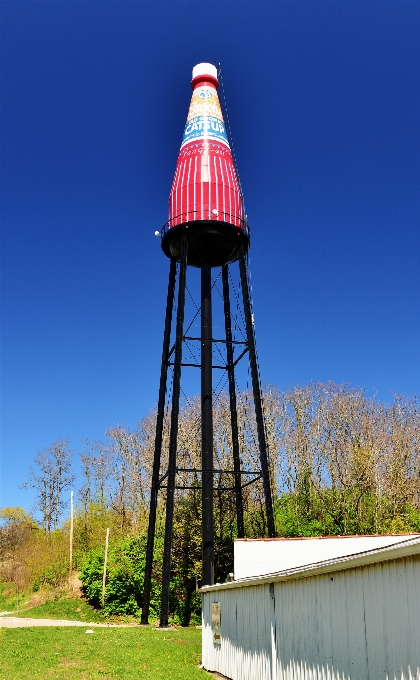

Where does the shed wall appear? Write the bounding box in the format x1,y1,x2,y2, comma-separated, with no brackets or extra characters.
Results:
202,555,420,680
234,535,419,579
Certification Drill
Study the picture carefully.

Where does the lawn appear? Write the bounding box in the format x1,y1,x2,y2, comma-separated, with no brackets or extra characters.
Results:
0,625,208,679
0,584,128,625
0,583,17,613
13,596,108,623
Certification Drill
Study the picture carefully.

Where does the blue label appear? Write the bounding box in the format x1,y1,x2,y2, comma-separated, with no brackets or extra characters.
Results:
198,89,214,99
181,116,230,148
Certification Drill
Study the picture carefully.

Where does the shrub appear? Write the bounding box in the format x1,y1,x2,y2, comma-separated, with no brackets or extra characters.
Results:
79,534,202,623
80,536,162,619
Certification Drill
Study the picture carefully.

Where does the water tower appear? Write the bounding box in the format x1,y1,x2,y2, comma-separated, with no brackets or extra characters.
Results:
141,63,275,627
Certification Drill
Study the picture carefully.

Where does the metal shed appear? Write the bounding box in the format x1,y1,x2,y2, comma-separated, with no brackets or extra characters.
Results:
201,535,420,680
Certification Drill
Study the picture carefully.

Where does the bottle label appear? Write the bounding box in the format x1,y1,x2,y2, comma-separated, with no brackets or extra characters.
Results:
181,86,230,149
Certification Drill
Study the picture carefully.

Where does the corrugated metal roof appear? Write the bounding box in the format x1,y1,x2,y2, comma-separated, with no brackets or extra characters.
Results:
201,534,420,592
234,532,420,541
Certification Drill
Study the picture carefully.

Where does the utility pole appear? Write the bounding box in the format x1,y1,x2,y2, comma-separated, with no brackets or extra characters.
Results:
69,490,74,577
102,528,110,607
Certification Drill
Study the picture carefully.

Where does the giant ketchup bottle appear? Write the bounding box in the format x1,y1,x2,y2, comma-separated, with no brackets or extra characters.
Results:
162,63,248,267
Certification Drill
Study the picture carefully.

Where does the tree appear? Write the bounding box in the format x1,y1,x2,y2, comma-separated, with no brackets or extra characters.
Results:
0,507,36,558
22,439,75,532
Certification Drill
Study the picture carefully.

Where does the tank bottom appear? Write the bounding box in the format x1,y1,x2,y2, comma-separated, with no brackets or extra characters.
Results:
161,221,250,268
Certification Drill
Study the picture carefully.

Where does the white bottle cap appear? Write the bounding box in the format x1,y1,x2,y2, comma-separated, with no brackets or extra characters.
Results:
192,63,218,81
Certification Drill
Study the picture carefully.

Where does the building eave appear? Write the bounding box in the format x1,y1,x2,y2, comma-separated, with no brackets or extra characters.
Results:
200,535,420,593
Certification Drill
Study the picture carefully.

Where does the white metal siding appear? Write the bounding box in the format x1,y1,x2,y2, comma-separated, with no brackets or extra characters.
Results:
202,584,273,680
202,555,420,680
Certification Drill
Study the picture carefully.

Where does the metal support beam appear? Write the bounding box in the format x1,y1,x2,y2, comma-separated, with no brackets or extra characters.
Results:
222,264,245,538
201,262,214,586
146,235,273,623
238,249,276,538
141,258,177,625
160,232,188,627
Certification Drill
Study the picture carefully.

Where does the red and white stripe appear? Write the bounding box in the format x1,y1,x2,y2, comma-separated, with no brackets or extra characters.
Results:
168,142,243,228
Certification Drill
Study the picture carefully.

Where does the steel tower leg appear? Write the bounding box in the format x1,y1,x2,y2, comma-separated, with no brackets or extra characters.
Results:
141,258,177,625
222,264,245,538
160,232,188,627
201,262,214,586
238,249,276,538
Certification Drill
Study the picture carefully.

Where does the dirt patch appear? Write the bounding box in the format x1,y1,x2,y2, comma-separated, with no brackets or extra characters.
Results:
169,638,189,646
24,573,83,610
67,574,83,597
59,658,80,667
25,590,50,609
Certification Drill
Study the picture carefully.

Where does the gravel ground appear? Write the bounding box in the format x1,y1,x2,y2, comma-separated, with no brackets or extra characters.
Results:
0,617,137,628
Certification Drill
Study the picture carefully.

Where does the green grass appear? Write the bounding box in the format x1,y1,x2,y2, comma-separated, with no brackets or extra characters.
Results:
0,583,17,612
0,626,207,679
15,596,107,623
0,585,109,623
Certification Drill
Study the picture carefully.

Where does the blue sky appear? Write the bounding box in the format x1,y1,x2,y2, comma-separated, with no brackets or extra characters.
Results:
1,0,419,513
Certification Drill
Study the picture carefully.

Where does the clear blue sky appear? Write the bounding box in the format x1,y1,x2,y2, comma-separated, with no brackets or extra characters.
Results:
2,0,419,513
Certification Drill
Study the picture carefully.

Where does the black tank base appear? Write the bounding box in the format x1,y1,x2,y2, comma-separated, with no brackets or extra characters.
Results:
161,221,250,268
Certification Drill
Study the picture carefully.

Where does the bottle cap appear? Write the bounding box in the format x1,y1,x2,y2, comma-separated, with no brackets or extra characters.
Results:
191,62,218,89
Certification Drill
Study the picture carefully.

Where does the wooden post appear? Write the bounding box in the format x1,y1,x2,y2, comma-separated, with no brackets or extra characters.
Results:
102,528,110,607
69,491,74,576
